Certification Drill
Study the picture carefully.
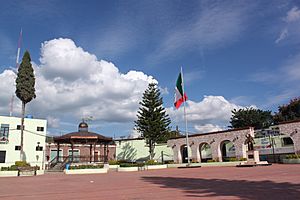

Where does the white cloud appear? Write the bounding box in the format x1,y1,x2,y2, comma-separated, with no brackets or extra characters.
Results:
159,86,169,95
194,124,222,133
167,96,245,131
0,38,157,132
128,129,142,139
285,6,300,22
150,2,252,61
275,6,300,44
47,116,60,128
275,28,288,43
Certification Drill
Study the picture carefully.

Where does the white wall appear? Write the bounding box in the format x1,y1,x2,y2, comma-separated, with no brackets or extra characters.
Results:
115,138,173,162
0,116,47,169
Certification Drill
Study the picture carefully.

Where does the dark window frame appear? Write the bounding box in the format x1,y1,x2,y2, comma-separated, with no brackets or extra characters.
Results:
37,127,44,132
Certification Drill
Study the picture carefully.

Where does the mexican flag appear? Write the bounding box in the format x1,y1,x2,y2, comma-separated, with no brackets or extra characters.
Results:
174,72,187,109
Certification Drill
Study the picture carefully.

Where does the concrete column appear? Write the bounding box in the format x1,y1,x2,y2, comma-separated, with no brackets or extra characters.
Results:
172,145,182,163
234,141,245,159
292,136,300,154
211,142,222,162
191,144,200,162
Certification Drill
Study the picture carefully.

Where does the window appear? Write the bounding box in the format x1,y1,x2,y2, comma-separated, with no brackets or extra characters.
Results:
37,127,44,131
36,146,43,151
15,146,21,151
282,137,293,146
17,125,25,130
0,151,6,163
0,124,9,144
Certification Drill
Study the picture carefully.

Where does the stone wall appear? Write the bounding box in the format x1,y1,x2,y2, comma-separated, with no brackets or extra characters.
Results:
278,120,300,154
167,127,254,163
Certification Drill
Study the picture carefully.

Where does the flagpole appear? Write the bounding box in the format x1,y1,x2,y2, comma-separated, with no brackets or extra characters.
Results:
181,67,190,165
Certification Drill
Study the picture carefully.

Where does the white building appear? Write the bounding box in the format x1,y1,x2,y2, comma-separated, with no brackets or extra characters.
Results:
115,138,173,162
0,116,47,169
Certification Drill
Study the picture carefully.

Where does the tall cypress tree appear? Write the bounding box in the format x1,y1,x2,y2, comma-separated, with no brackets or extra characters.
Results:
15,51,36,161
135,83,171,160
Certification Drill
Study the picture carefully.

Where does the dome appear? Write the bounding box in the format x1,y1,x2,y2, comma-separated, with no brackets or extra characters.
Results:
78,121,88,132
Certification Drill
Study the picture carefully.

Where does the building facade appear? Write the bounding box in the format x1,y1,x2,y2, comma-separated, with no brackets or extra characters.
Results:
115,138,173,162
0,116,47,169
167,120,300,163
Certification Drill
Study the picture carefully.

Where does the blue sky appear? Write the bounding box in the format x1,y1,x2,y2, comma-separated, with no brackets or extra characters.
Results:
0,0,300,137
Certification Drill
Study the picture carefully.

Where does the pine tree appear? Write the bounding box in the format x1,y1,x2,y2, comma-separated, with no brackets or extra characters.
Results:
15,51,36,161
135,83,171,160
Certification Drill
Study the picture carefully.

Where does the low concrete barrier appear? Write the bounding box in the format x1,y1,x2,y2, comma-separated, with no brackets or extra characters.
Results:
0,171,18,177
65,168,108,175
145,164,167,170
117,167,139,172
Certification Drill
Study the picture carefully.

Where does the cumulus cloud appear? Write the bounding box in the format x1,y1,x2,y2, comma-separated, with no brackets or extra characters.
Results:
276,6,300,44
194,124,222,133
0,38,156,133
285,6,300,22
128,129,142,139
167,96,245,133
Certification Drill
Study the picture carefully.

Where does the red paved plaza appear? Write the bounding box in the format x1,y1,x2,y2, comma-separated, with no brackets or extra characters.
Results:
0,164,299,200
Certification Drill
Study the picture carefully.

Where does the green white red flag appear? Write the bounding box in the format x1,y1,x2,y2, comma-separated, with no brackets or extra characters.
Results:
174,72,187,109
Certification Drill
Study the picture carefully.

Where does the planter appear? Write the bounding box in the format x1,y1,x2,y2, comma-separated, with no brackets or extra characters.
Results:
36,170,45,175
0,171,18,177
65,168,108,175
117,167,139,172
109,165,120,169
145,164,167,170
200,161,241,167
167,163,187,168
282,159,300,164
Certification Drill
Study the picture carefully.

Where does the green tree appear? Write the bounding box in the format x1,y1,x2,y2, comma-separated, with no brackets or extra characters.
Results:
15,51,36,161
157,126,182,143
135,83,171,159
229,108,273,129
274,97,300,123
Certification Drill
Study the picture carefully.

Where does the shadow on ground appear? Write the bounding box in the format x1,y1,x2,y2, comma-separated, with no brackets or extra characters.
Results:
142,176,300,199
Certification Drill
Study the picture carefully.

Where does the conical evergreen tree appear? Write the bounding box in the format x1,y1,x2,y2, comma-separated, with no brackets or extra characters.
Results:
15,50,36,161
135,83,171,160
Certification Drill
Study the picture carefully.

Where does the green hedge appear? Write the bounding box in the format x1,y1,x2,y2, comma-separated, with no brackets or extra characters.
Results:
1,165,18,171
286,154,299,159
145,160,162,165
119,163,144,168
15,161,30,167
1,161,31,171
69,164,104,170
108,160,120,165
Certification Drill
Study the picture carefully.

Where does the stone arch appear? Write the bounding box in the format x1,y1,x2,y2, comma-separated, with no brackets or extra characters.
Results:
199,142,212,162
219,140,236,162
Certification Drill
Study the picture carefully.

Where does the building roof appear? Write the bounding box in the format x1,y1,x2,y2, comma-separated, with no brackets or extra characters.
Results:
53,121,113,144
54,131,112,144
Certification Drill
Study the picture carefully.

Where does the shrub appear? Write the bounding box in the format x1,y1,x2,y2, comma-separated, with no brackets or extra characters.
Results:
119,163,144,168
164,160,175,164
239,158,247,161
286,154,299,159
207,159,216,163
108,160,119,165
69,164,104,170
1,165,18,171
145,160,162,165
15,161,30,167
223,157,239,162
